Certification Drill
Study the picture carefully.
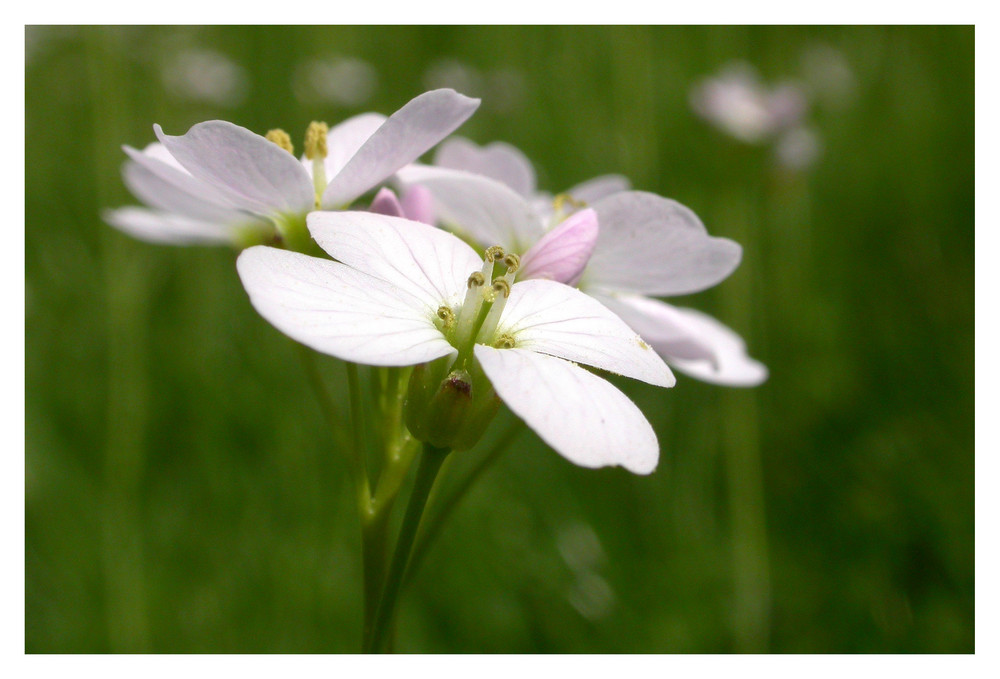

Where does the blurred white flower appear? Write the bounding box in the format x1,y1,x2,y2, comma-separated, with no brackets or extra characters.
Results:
237,211,675,473
690,63,807,144
293,56,378,107
161,48,249,108
801,44,857,110
423,59,484,99
775,126,823,171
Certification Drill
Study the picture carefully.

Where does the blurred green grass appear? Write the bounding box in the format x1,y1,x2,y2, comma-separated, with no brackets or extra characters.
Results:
25,25,973,653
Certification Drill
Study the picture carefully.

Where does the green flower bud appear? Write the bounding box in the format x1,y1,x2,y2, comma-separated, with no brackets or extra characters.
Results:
404,356,500,451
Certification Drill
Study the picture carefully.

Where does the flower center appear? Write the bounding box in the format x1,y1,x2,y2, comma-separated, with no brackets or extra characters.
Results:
438,245,521,365
267,122,330,209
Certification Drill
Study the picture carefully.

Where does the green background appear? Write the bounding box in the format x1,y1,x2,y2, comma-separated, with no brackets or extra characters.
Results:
25,26,974,653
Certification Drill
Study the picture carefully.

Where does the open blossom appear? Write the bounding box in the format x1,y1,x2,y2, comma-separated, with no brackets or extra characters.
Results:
397,151,767,387
237,211,674,473
103,89,479,247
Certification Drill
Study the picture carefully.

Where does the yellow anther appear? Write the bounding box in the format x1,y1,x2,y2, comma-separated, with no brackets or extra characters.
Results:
265,129,294,155
437,306,456,328
495,333,516,349
502,253,520,273
304,121,329,160
485,245,506,262
467,271,486,289
553,193,586,213
491,278,511,299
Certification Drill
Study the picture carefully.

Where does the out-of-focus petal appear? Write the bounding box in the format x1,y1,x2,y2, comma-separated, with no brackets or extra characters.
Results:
237,246,456,366
434,136,536,197
122,159,246,225
322,89,480,208
592,293,718,363
401,185,435,225
519,208,598,286
396,165,543,251
586,191,742,296
102,207,236,245
498,279,675,388
565,174,631,206
123,143,238,211
369,187,405,217
323,112,387,178
655,307,769,387
306,211,482,312
155,121,314,215
474,346,659,474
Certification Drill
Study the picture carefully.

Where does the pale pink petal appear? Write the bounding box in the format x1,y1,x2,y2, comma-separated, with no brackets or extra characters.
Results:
237,246,455,366
474,346,659,474
519,208,598,285
155,121,314,215
306,211,482,312
396,165,543,251
401,185,435,225
565,174,630,205
103,207,237,245
656,307,768,387
434,136,536,197
498,279,674,388
121,158,247,225
369,187,405,217
321,89,480,208
586,191,742,296
592,293,717,363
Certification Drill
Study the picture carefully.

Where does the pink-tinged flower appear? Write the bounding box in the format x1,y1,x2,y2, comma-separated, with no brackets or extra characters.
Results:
103,89,479,246
690,63,807,144
237,212,674,473
396,163,766,387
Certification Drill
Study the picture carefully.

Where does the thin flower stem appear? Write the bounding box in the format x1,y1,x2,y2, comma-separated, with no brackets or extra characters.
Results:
345,362,372,505
365,443,451,653
404,418,524,586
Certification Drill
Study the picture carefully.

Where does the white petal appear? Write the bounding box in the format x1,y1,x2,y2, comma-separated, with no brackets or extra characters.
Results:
322,89,480,208
123,144,240,213
306,211,482,311
592,293,718,363
498,279,675,388
586,191,743,296
656,307,768,387
155,121,314,215
323,112,387,178
434,136,536,197
474,346,659,474
103,207,236,245
565,174,630,205
121,158,247,225
396,165,544,252
237,246,456,366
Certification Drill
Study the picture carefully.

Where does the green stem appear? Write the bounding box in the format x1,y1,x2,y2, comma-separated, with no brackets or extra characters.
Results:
345,362,372,507
365,443,450,653
296,345,352,454
405,418,524,586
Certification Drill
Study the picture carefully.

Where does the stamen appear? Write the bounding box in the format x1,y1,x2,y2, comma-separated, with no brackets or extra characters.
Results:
304,121,329,160
494,333,516,349
502,253,520,274
485,245,506,262
467,272,485,289
475,278,513,345
491,278,511,299
437,305,455,329
304,121,329,208
265,129,294,155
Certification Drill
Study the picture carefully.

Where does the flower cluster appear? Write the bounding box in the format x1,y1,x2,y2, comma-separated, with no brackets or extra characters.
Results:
105,88,765,475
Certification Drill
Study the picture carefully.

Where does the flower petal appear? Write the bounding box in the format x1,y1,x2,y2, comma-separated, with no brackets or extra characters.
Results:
591,293,718,363
586,191,743,296
401,185,435,224
103,207,236,245
434,136,536,197
369,187,405,217
237,246,456,366
123,143,240,213
321,89,480,208
395,165,544,252
474,346,659,474
306,211,482,312
565,174,630,205
323,112,387,178
155,121,314,215
655,307,768,387
519,208,599,285
121,157,247,225
498,279,675,388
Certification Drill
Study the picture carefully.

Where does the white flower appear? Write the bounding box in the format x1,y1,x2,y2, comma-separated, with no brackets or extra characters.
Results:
396,158,767,387
236,211,675,474
103,89,479,247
